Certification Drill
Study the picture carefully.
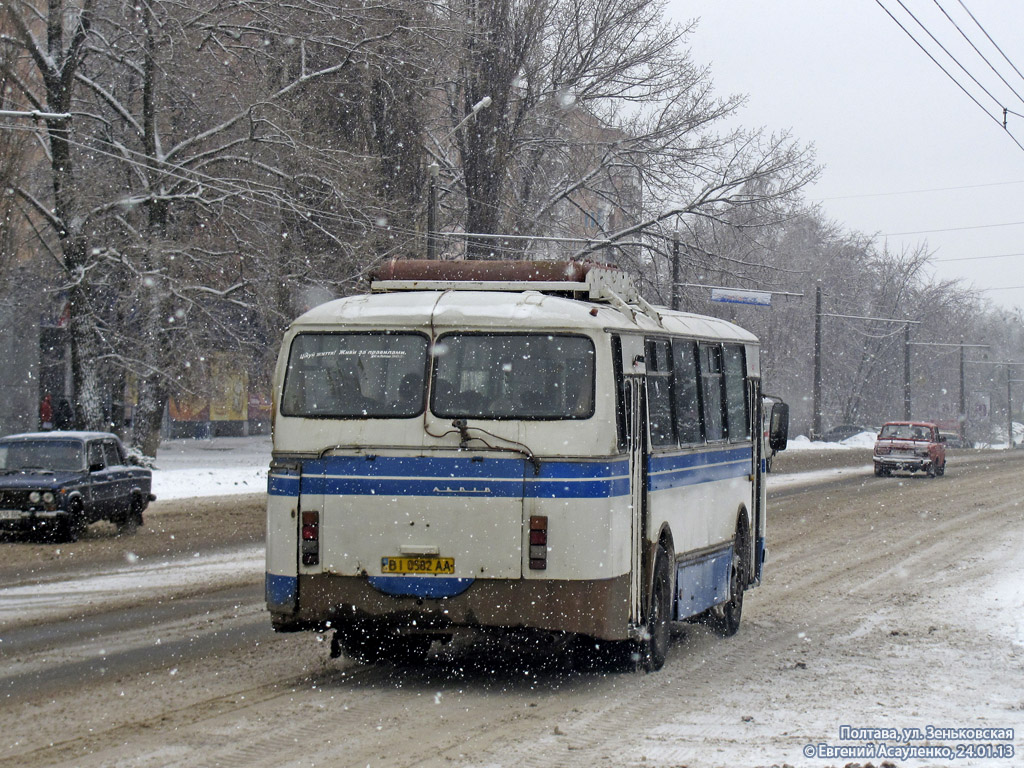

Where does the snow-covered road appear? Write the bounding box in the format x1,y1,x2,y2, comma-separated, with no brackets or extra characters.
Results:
2,447,1021,768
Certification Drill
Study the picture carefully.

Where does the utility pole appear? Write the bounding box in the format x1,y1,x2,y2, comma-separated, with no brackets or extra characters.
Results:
813,285,822,440
903,323,912,421
963,360,1022,447
960,344,966,442
424,96,491,260
814,300,920,439
426,163,439,260
671,231,680,311
1008,371,1013,449
907,340,987,441
1010,378,1024,448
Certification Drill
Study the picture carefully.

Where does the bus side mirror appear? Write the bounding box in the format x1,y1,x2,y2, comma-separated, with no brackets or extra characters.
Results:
768,402,789,452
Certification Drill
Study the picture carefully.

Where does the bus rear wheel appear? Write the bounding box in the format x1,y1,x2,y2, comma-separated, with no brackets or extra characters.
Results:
707,525,747,637
641,546,672,672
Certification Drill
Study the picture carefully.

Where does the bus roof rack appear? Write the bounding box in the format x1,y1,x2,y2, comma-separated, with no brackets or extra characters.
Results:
370,259,664,324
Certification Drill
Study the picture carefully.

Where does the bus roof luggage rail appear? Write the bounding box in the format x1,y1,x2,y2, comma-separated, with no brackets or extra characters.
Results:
370,258,658,319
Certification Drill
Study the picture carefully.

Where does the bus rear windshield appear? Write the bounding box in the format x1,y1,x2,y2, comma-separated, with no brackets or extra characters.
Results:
281,332,428,418
432,333,594,419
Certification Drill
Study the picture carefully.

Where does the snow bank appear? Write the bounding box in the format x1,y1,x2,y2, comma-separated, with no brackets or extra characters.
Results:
152,435,271,501
785,430,877,450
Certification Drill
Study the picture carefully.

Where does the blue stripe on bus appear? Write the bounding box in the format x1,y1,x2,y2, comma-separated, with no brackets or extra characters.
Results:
649,446,751,472
648,446,751,492
266,447,749,500
296,474,632,499
269,474,300,496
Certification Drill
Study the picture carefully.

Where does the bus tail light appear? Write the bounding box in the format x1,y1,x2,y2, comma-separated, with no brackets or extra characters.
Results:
529,515,547,570
301,510,320,566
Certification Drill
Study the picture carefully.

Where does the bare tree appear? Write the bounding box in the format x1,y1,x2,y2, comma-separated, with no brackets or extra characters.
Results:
424,0,816,261
1,0,110,430
2,0,434,454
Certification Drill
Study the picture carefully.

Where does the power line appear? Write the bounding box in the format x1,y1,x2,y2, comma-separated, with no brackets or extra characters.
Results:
883,219,1024,236
891,0,1005,111
933,251,1024,262
955,0,1024,93
873,0,1024,153
819,177,1024,200
930,0,1024,111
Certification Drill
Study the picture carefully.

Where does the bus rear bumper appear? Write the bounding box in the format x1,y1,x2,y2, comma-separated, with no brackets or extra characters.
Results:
270,572,632,641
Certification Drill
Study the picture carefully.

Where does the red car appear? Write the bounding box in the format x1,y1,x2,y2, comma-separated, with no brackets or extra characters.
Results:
873,421,946,477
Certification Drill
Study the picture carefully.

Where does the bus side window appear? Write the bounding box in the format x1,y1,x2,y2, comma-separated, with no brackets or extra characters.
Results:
722,344,749,440
672,339,703,444
699,344,725,442
645,338,675,447
611,336,626,450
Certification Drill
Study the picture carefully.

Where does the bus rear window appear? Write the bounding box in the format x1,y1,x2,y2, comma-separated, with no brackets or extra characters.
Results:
432,333,595,419
281,332,428,418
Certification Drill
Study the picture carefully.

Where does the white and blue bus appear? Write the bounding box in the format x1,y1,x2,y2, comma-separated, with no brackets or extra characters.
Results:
266,259,788,670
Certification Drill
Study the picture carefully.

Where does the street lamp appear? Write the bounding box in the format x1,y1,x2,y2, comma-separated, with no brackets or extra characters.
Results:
425,96,492,260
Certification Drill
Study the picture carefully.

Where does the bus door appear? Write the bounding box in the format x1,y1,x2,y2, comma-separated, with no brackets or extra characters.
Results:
749,378,765,585
617,335,648,627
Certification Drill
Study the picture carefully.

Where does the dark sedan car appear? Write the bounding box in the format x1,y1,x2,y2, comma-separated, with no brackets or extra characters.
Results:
0,431,155,542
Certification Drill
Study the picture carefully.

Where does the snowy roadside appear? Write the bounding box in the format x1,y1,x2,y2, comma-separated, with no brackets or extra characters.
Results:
151,435,272,501
0,547,263,629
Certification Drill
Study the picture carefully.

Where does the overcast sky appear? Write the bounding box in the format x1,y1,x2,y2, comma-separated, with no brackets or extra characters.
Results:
672,0,1024,314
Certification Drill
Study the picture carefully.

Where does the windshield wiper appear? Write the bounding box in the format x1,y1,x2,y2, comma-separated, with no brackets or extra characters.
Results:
17,466,54,474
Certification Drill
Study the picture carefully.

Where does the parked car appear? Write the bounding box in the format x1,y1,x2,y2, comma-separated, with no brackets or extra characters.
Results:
873,421,946,478
0,431,155,542
937,430,967,449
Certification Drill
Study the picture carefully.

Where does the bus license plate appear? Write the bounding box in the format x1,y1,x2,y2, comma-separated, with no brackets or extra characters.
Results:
381,556,455,575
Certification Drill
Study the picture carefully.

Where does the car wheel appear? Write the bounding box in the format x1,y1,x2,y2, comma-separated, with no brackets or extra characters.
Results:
936,460,946,476
58,500,87,543
641,545,673,672
117,496,145,535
